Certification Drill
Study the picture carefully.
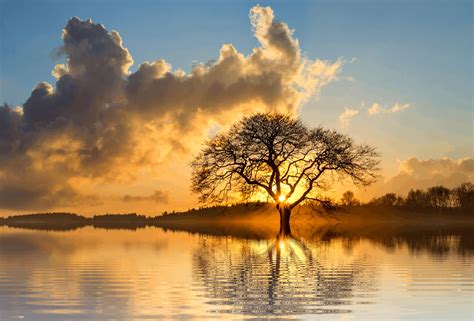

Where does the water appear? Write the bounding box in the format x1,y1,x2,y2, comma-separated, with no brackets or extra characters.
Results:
0,226,472,320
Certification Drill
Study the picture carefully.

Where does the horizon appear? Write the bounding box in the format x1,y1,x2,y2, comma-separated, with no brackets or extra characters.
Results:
1,181,471,218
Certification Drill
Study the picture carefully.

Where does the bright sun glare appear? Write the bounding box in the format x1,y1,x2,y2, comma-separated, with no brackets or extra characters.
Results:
279,194,286,203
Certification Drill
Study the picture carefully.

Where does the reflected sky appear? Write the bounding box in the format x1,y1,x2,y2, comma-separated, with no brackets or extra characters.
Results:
0,226,472,321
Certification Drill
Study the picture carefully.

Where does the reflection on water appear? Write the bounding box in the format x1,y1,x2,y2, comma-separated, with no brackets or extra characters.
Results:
193,234,376,316
0,226,473,321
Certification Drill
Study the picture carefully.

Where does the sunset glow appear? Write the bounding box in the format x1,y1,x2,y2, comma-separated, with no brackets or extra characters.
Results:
0,1,472,320
0,1,471,216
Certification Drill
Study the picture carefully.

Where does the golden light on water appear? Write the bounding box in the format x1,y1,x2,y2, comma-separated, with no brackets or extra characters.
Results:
278,239,286,251
0,226,472,320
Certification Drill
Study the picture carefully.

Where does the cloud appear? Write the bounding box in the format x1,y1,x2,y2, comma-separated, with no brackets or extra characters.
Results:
0,6,342,210
122,190,169,204
339,108,359,127
367,102,411,115
361,157,474,199
338,101,411,127
394,157,474,187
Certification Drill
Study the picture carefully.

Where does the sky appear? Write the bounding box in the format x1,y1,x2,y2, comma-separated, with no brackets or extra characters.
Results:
0,0,472,215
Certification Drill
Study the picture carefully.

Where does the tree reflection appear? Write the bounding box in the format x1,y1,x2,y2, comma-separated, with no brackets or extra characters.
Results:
192,231,376,317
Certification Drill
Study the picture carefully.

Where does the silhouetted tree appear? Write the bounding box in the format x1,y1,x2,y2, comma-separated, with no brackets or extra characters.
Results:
370,193,403,207
452,182,474,210
191,112,379,235
405,189,428,209
340,191,360,206
426,186,451,209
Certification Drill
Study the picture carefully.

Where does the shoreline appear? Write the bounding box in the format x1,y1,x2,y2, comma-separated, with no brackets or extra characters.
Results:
1,204,472,236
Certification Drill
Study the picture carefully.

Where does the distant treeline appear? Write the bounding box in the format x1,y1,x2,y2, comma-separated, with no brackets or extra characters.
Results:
157,202,267,219
0,184,472,231
0,213,148,231
341,182,474,210
0,203,273,231
0,203,269,231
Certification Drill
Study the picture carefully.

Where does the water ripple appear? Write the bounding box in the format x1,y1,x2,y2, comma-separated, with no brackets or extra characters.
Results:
0,227,472,320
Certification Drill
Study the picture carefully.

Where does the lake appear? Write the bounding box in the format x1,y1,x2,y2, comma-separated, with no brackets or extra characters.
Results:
0,225,472,321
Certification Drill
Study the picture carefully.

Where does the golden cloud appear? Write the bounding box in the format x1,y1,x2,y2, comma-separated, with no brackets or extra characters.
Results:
0,6,342,210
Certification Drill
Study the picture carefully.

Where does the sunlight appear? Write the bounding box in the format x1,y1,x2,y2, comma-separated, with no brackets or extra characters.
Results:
1,1,472,320
279,239,286,251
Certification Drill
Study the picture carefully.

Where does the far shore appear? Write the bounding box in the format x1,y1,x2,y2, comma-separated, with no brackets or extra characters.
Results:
1,203,473,238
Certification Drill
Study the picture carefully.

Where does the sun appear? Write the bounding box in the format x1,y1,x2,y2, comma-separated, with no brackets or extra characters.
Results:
278,194,286,203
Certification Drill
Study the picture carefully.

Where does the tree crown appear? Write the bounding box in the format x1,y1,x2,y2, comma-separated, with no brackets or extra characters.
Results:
191,112,380,208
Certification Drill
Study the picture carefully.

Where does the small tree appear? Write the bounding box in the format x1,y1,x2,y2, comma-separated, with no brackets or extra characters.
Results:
370,193,402,207
452,183,474,210
341,191,360,206
191,113,379,235
405,189,428,209
426,186,451,209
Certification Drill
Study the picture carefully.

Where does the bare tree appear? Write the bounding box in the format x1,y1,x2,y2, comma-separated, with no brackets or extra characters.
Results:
191,112,379,235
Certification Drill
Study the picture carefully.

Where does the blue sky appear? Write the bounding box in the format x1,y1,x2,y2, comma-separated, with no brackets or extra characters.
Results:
1,0,472,177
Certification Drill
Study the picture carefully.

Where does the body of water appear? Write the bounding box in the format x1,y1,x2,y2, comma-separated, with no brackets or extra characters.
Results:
0,225,472,320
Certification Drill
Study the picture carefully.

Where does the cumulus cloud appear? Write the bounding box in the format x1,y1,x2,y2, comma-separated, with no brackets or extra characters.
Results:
0,6,342,210
122,190,169,204
362,157,474,199
339,108,359,127
393,157,474,188
367,102,411,115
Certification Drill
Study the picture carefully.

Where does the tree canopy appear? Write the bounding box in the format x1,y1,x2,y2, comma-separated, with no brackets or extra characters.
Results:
191,112,380,210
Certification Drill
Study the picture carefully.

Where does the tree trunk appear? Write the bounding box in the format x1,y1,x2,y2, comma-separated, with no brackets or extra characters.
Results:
278,206,292,236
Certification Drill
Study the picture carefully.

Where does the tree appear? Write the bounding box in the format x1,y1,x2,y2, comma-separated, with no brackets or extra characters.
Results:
452,182,474,210
405,189,428,209
341,191,360,206
426,186,451,209
191,112,379,236
370,193,403,207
